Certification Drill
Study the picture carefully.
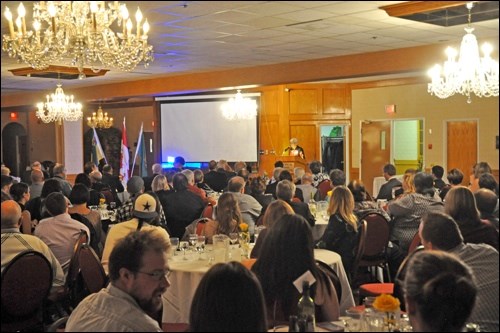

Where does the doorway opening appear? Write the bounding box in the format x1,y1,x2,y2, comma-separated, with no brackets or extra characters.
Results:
320,124,349,182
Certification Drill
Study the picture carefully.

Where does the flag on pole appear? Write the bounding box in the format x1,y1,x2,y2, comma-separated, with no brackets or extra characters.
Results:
91,127,107,165
119,117,130,186
131,122,148,177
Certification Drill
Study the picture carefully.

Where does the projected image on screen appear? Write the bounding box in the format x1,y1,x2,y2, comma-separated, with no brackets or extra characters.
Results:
159,96,259,163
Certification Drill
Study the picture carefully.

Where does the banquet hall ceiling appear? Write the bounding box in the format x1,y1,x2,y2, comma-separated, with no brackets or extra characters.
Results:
1,1,498,97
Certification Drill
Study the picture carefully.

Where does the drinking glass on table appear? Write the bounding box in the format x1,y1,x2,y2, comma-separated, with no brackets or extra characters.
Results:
109,201,116,210
188,233,198,251
180,241,189,260
196,235,206,260
169,237,179,257
229,233,239,248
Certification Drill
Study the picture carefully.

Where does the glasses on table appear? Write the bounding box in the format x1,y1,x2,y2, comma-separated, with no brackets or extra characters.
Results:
136,269,171,281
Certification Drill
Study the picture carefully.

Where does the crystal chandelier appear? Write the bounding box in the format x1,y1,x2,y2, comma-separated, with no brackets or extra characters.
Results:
87,105,113,128
221,90,258,120
2,1,154,77
427,2,499,103
36,83,83,124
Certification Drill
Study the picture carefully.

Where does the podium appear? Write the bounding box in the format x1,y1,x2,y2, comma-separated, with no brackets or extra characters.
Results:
280,156,308,172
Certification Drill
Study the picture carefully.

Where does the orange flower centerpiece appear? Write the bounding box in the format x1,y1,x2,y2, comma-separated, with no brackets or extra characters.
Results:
373,294,401,331
238,223,250,258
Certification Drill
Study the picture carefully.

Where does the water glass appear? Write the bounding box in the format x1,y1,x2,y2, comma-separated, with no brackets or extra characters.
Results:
345,308,362,332
196,235,206,260
169,237,179,257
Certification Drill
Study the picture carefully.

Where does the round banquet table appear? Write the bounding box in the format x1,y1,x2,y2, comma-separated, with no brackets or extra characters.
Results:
162,248,355,324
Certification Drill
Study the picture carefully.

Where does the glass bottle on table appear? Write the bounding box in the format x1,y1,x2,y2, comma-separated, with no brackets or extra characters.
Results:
297,281,315,332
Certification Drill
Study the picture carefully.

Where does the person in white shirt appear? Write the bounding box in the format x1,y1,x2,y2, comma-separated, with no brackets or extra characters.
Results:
66,228,170,332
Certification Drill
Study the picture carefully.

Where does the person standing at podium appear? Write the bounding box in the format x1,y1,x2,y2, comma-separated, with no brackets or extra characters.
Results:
283,137,305,159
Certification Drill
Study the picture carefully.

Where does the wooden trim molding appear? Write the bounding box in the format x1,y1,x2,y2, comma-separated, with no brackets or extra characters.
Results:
380,1,468,17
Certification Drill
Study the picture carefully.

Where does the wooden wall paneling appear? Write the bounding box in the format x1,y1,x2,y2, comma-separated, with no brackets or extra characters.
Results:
290,124,317,165
323,87,349,115
289,89,319,115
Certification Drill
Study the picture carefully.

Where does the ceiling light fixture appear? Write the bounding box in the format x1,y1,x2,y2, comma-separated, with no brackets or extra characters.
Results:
2,1,154,77
427,2,499,103
221,90,258,120
36,82,83,124
87,105,113,128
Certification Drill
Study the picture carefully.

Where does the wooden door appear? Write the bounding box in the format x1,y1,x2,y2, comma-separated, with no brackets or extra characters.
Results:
447,121,477,186
361,121,391,196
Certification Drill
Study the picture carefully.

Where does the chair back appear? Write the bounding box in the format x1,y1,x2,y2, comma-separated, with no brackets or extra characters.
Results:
201,202,214,219
408,231,422,254
392,246,424,311
349,220,367,285
77,244,108,294
315,260,342,303
359,213,390,260
1,250,53,332
317,180,332,200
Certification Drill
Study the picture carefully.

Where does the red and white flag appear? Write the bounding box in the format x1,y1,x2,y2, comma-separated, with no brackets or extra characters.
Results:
120,117,130,186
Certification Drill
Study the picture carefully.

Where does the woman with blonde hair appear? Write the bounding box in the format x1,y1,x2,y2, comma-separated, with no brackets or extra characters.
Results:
203,192,243,243
318,186,360,278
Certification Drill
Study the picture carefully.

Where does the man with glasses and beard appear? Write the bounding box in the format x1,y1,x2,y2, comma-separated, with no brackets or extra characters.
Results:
66,229,171,331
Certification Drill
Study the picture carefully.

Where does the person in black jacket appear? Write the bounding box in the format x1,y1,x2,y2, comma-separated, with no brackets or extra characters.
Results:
376,164,402,201
283,138,305,159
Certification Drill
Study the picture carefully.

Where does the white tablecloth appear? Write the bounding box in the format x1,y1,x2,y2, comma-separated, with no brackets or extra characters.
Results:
312,215,329,242
162,248,355,323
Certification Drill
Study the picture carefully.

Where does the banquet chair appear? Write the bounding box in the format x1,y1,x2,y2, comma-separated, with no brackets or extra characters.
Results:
317,180,332,201
357,212,391,283
348,220,367,287
77,243,108,296
201,202,214,219
357,245,424,306
407,231,422,254
316,260,342,303
1,250,53,332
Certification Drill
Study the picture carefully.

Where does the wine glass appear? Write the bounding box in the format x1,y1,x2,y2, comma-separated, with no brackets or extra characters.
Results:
188,234,198,251
196,235,206,260
229,233,239,248
180,241,189,260
109,201,116,210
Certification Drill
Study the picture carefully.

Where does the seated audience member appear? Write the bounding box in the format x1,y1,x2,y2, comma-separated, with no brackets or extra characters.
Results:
74,173,103,206
317,186,360,278
297,172,319,202
431,165,446,191
440,168,464,201
388,172,443,253
237,167,252,195
83,161,98,176
66,229,169,332
162,173,205,239
419,212,499,332
324,169,346,201
227,176,262,226
182,169,215,206
101,193,171,273
348,179,390,222
403,251,477,332
376,164,402,201
101,164,124,205
1,174,14,200
9,182,33,234
250,200,294,259
193,169,215,196
294,167,305,185
143,163,163,193
204,160,228,192
276,180,315,227
68,184,106,257
264,167,283,197
152,174,171,220
34,192,91,273
478,172,500,198
249,176,274,216
444,186,498,250
310,160,329,187
29,169,45,199
469,161,493,193
190,262,268,332
1,200,65,300
116,176,144,223
252,214,339,327
394,168,416,198
474,188,499,230
203,192,242,243
25,178,62,222
217,159,236,181
172,156,185,172
278,169,304,202
51,163,73,197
